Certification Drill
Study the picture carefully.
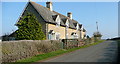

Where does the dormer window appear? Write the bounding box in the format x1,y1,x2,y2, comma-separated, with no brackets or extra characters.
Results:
76,23,79,30
79,24,82,30
81,25,84,31
65,19,69,27
55,15,61,27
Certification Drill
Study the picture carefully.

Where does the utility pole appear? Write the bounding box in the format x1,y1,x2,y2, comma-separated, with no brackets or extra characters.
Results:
96,21,99,32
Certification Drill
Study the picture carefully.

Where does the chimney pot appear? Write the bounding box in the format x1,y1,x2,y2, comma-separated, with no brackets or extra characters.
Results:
46,2,53,11
67,12,72,19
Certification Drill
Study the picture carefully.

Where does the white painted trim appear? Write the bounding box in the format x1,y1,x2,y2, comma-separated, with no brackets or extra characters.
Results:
55,15,61,27
65,19,69,27
76,23,79,30
81,25,84,31
55,32,60,40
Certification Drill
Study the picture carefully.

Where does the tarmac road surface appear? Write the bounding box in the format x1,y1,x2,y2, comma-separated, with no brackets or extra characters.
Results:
43,41,118,62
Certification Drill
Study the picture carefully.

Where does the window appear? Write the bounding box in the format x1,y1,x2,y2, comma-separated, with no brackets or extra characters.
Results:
71,32,78,39
48,34,51,40
55,33,60,40
48,30,55,40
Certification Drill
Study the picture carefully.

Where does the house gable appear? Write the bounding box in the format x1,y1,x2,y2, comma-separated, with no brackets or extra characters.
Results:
16,2,46,24
16,2,47,36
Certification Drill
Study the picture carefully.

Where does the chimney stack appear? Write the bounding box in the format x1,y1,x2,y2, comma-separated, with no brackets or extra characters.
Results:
46,2,53,11
67,12,72,19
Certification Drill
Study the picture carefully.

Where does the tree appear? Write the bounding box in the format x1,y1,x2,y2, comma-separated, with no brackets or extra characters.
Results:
93,32,102,41
15,12,46,40
93,32,102,37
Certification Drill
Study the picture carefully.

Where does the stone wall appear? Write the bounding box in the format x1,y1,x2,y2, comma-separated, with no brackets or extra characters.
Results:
2,40,62,62
62,39,84,49
2,37,99,62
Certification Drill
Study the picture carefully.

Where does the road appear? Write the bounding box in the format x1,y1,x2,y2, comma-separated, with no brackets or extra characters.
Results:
42,41,118,62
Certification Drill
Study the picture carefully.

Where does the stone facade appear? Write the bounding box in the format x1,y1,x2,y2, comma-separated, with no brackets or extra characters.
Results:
47,23,86,40
13,1,87,40
81,31,86,39
47,24,66,39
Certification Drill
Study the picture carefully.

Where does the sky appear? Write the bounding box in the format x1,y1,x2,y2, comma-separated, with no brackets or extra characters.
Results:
118,1,120,37
2,2,118,39
1,0,119,2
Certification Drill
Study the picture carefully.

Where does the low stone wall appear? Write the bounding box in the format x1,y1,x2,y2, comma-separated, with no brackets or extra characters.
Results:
2,40,62,62
2,37,100,62
62,39,80,49
62,37,99,49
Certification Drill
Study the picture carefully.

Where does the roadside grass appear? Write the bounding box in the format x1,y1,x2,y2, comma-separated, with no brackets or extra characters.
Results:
11,40,105,63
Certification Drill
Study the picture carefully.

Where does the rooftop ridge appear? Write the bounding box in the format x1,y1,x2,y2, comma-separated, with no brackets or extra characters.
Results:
53,11,81,24
30,1,80,24
30,1,51,11
53,11,69,19
29,1,83,29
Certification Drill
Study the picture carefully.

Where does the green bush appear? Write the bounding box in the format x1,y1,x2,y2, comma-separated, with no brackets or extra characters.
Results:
15,12,46,40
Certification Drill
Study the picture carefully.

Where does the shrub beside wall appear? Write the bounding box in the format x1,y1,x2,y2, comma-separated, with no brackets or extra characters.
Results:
2,40,62,62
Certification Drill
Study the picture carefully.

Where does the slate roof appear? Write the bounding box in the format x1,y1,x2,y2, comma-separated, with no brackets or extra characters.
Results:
79,24,82,29
83,28,86,32
52,15,58,21
25,1,83,29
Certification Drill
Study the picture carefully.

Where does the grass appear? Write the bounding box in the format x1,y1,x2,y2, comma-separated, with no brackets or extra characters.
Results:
7,40,105,64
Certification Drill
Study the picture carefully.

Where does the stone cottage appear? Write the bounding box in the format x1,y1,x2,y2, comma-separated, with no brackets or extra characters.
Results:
11,1,86,40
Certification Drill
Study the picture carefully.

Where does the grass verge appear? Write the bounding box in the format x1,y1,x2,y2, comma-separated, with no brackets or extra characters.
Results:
8,40,105,64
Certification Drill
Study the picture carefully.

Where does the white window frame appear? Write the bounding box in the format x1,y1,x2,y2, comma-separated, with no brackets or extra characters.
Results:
55,32,60,40
81,25,84,31
55,15,61,27
48,30,55,40
76,23,79,30
71,32,78,39
65,19,69,28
